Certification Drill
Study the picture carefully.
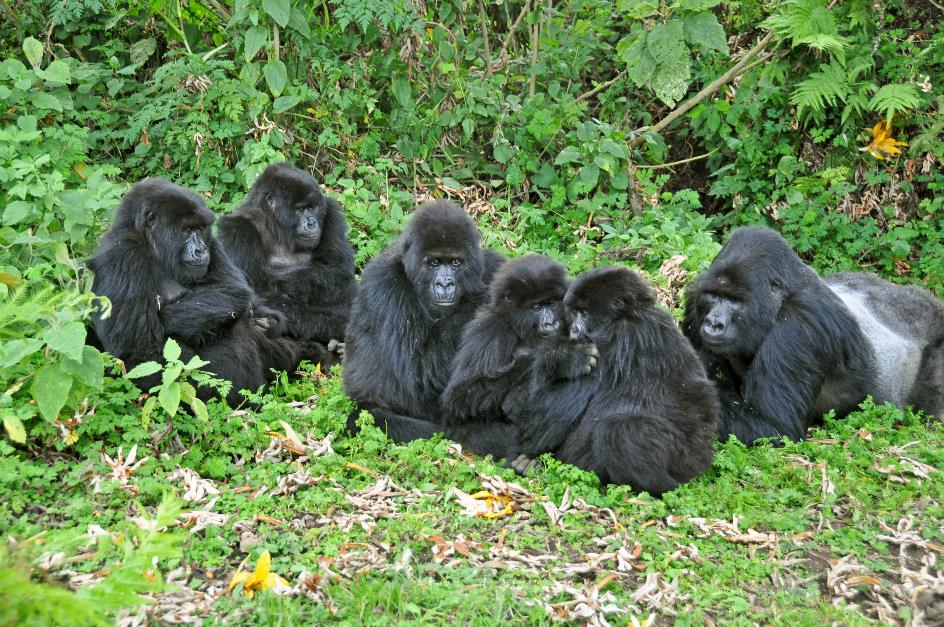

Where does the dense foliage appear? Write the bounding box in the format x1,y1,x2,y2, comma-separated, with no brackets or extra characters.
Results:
1,0,942,623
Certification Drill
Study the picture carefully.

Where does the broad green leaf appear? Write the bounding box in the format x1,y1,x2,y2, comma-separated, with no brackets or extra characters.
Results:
612,170,629,190
262,0,290,27
38,60,71,84
2,413,26,443
263,59,287,97
272,94,302,113
682,11,728,53
184,355,210,370
130,38,157,66
191,397,209,422
126,361,162,379
0,338,43,367
391,78,412,108
141,395,157,428
31,91,63,111
620,36,656,88
244,26,268,62
45,321,86,362
60,346,105,389
159,382,182,417
599,139,629,159
288,6,311,38
617,0,660,18
532,163,556,188
2,200,33,225
180,382,197,403
578,164,600,188
163,338,182,362
494,144,515,164
647,20,692,106
162,363,183,385
23,37,43,68
554,146,582,165
32,364,73,421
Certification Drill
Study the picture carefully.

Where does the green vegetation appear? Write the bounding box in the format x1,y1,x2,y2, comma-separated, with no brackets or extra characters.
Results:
1,0,942,623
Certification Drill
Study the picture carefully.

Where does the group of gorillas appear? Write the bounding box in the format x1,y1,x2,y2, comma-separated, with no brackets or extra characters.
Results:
88,163,944,496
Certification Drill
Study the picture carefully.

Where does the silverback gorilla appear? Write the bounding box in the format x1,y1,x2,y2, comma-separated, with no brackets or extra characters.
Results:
683,226,944,444
217,163,355,352
89,178,321,406
342,200,513,457
509,266,719,495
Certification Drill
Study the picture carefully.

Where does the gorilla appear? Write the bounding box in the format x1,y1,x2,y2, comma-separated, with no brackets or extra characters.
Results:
443,254,600,462
683,226,944,445
88,178,324,406
511,266,719,496
342,200,511,456
217,163,356,351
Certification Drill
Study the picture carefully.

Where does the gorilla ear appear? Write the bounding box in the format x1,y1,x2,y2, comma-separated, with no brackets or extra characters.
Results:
265,193,276,209
143,210,157,229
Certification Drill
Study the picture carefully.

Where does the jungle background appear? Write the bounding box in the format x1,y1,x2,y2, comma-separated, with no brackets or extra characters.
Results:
2,0,944,624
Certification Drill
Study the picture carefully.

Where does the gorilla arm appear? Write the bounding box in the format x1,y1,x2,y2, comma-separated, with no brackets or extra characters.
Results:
158,243,256,347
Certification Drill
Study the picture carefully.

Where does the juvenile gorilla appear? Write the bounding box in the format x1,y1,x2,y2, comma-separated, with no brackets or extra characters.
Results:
89,178,317,406
343,200,510,456
443,255,599,462
683,226,944,444
512,266,719,496
218,163,355,353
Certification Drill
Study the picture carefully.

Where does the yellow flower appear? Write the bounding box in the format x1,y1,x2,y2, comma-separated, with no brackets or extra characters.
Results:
228,550,290,598
470,490,513,519
860,120,907,160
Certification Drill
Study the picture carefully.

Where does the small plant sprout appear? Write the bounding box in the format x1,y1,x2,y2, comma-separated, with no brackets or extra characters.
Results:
123,339,211,427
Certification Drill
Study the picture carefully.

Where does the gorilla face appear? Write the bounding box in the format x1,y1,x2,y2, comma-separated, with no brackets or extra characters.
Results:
141,194,213,286
490,255,569,341
267,186,325,251
400,201,486,319
688,270,780,359
565,266,656,343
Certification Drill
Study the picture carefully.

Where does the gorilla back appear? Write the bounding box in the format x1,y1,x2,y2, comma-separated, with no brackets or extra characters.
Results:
88,178,303,406
684,226,944,444
343,200,507,450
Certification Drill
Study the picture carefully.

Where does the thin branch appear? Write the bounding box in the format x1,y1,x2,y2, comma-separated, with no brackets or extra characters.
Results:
273,24,280,62
497,0,531,62
629,30,775,147
634,149,717,169
528,0,540,97
202,42,229,62
177,0,193,54
479,0,492,77
576,70,627,103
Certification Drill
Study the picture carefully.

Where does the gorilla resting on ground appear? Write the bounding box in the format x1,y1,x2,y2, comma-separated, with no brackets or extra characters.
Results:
343,200,512,458
218,163,356,351
89,178,325,406
683,226,944,445
510,266,719,496
443,254,596,441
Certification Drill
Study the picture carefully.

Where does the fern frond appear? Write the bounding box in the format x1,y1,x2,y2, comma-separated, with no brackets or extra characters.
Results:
764,0,848,62
868,83,924,124
790,62,850,117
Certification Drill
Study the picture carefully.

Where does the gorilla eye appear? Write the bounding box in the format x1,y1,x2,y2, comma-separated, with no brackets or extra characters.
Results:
613,298,625,308
451,258,463,267
531,304,542,312
428,258,440,268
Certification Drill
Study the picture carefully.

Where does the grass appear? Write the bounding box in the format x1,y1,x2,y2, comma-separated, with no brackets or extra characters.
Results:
2,369,943,625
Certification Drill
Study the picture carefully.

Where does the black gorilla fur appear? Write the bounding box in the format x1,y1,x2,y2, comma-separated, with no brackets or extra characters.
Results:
217,163,355,351
88,178,317,406
443,254,600,463
683,226,944,444
342,200,511,456
511,266,719,496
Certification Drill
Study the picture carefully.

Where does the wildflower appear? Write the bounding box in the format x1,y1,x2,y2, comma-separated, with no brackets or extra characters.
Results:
228,550,290,598
860,120,907,160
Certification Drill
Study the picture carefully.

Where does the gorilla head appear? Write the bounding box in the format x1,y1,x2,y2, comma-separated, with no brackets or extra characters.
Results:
116,178,213,285
684,226,813,361
400,200,486,317
245,163,327,251
489,254,568,339
566,265,657,343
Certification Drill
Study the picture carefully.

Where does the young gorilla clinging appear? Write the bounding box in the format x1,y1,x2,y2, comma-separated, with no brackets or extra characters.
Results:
217,163,355,357
442,255,597,443
683,226,944,445
342,200,512,457
512,266,719,496
89,178,317,406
